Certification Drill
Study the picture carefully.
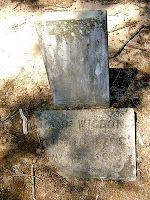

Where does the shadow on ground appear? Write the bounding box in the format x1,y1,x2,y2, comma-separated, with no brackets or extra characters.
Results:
0,188,21,200
110,68,138,106
0,66,149,199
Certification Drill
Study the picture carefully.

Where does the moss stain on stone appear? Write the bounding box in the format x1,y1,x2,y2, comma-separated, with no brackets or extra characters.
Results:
44,18,103,40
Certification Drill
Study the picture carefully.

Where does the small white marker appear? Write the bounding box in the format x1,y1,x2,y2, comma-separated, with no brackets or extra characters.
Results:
137,132,144,146
19,109,28,134
95,194,99,200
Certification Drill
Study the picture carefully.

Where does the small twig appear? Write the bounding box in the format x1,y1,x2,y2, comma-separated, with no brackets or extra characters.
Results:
108,24,135,33
11,22,26,30
36,132,44,150
130,99,141,112
111,69,121,88
13,174,43,182
0,107,19,137
0,106,20,122
110,24,150,58
6,168,24,182
31,165,36,200
7,167,43,181
13,2,22,9
47,169,78,191
13,174,29,177
127,45,147,52
0,120,4,130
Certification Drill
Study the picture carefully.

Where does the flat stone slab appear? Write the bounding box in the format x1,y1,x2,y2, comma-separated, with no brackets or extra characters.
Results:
34,108,136,180
35,10,109,108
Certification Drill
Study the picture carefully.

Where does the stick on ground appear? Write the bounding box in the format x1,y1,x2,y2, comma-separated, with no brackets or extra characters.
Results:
110,24,150,58
0,106,20,122
31,165,36,200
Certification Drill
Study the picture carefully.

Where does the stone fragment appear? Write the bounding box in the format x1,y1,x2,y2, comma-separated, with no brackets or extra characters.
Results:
34,108,136,180
35,10,109,107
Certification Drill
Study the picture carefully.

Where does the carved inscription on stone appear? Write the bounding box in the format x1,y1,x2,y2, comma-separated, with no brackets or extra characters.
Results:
34,108,136,180
48,119,125,130
78,119,124,129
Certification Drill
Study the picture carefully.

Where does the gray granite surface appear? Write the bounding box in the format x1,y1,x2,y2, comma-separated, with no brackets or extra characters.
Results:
35,10,109,108
34,108,136,180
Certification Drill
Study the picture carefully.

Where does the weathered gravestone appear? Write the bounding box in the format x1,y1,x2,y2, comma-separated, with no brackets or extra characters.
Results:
35,10,109,107
34,108,136,180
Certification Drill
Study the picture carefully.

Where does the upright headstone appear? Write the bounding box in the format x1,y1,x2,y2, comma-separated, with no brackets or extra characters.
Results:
34,108,136,180
35,10,109,108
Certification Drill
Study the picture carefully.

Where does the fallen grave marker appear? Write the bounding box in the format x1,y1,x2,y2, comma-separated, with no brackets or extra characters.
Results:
34,108,136,180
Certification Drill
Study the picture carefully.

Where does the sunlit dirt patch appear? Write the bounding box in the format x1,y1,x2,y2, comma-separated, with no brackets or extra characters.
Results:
0,1,150,200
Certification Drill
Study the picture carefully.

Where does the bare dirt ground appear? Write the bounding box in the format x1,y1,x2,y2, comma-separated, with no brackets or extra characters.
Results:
0,0,150,199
